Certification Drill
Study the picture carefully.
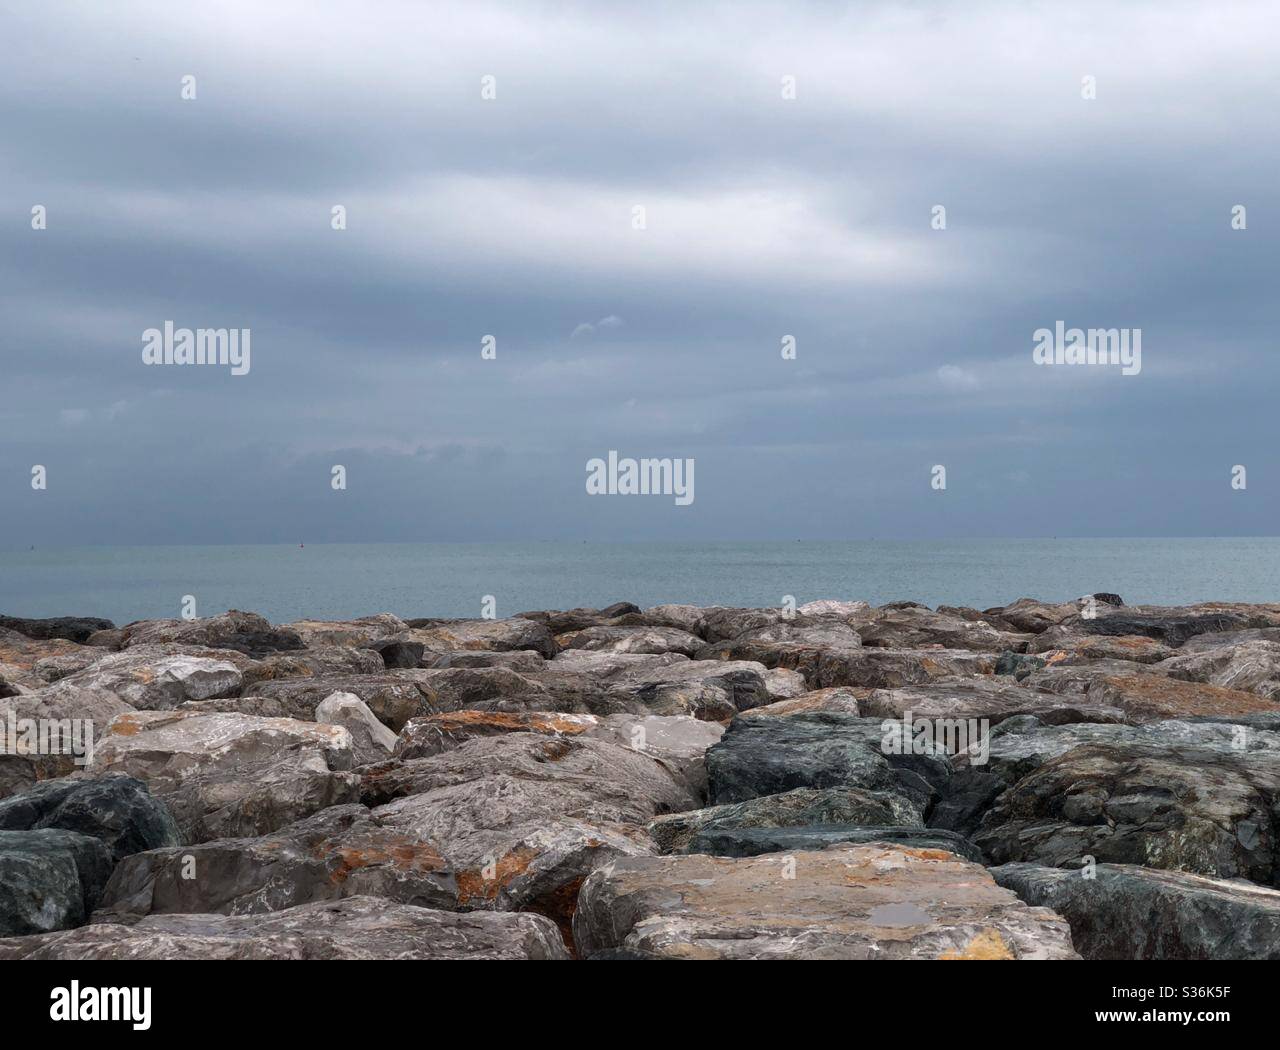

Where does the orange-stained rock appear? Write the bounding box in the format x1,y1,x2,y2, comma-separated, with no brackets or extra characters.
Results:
573,843,1079,959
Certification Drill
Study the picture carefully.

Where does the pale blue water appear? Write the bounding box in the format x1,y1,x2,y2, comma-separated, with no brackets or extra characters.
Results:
1,539,1278,626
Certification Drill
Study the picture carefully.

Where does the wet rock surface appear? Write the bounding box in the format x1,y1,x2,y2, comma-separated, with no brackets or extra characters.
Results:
4,598,1280,960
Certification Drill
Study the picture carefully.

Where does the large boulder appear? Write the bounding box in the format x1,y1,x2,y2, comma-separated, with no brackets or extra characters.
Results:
801,648,996,689
738,687,866,720
981,598,1084,634
973,742,1280,884
859,606,1031,653
500,653,781,720
239,646,386,688
0,896,571,960
0,828,115,935
393,710,600,759
315,692,398,764
120,610,304,657
0,682,133,798
362,733,697,933
391,710,721,800
57,647,244,710
1026,628,1174,664
394,667,546,715
647,785,922,853
283,614,410,648
88,710,359,842
405,617,558,659
0,615,115,644
0,628,91,674
1067,603,1280,648
859,676,1128,728
1021,664,1276,722
1157,640,1280,700
690,825,984,862
559,625,704,656
93,804,457,921
0,774,178,861
425,650,546,672
992,862,1280,960
573,844,1079,959
250,675,432,731
705,712,950,815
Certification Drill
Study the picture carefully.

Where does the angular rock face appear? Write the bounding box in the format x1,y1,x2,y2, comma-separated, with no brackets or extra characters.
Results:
504,654,781,721
0,615,115,644
797,600,871,618
89,710,359,842
1068,604,1280,647
1027,628,1174,664
94,805,457,921
992,862,1280,960
737,687,866,720
0,628,90,674
697,619,864,669
239,646,386,688
859,676,1127,727
517,604,640,634
390,710,722,800
953,715,1280,786
394,667,546,715
425,649,546,672
0,774,179,861
982,597,1082,634
283,614,410,648
251,675,432,731
689,825,984,862
705,712,950,815
315,692,398,764
121,610,304,658
1157,640,1280,700
0,682,134,799
0,828,115,935
859,607,1031,653
58,647,244,710
648,786,922,853
573,844,1079,959
974,742,1280,883
1022,664,1276,722
362,733,696,932
560,625,704,656
406,617,558,659
393,710,600,759
0,896,571,960
803,648,996,689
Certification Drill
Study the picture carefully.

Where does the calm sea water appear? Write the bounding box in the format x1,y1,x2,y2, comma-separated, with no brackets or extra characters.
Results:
1,539,1278,626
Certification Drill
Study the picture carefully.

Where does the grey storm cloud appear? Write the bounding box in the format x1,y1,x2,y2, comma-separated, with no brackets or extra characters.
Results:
2,0,1277,546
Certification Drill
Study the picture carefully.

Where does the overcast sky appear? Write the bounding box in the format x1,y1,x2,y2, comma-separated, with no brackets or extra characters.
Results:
2,1,1277,547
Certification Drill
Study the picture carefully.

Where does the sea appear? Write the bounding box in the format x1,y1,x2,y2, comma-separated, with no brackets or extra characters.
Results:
2,538,1279,626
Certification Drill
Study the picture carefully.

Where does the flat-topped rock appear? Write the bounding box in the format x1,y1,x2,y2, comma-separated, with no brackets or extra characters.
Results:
859,676,1127,727
0,896,570,960
573,844,1079,959
1022,664,1276,722
648,786,922,854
